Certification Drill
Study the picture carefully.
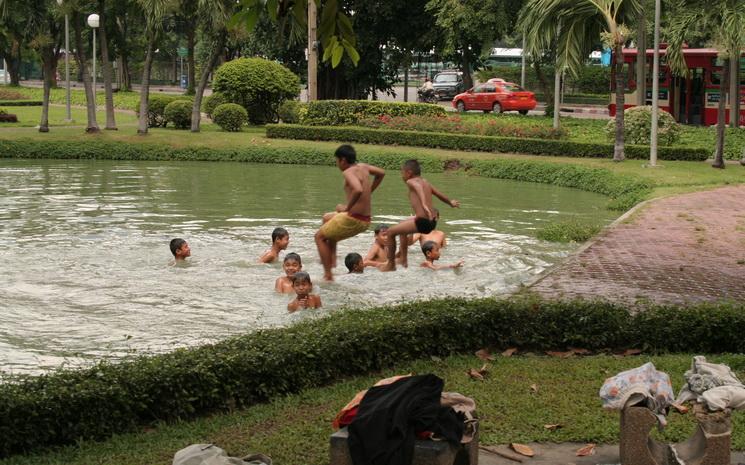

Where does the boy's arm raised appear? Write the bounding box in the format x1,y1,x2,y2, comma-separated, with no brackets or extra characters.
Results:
367,164,385,193
431,185,460,208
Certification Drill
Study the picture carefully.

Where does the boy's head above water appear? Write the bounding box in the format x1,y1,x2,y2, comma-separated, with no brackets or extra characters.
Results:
421,240,440,260
271,227,289,249
169,238,190,260
402,159,421,179
292,271,312,295
345,252,364,273
334,144,357,167
283,253,302,276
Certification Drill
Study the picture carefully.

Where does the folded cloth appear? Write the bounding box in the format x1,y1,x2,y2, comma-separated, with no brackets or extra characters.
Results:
676,356,745,411
599,362,674,427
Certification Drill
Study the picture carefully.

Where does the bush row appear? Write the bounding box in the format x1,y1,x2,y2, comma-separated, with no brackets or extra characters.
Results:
302,100,446,125
0,138,649,211
2,297,744,457
0,100,42,106
265,124,710,161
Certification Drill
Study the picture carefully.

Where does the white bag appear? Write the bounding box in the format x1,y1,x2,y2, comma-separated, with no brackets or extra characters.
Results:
172,444,272,465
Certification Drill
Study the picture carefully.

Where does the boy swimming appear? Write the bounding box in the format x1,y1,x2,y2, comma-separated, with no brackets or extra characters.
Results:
275,252,302,293
287,271,322,312
363,224,389,266
259,227,289,263
315,145,385,281
420,241,463,270
381,159,460,271
345,252,365,274
169,238,191,262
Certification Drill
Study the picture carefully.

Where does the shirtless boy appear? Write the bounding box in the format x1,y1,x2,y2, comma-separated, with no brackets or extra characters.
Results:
169,238,191,263
275,252,302,293
287,271,322,312
420,241,463,270
381,159,459,271
259,227,289,264
364,224,389,266
315,145,385,281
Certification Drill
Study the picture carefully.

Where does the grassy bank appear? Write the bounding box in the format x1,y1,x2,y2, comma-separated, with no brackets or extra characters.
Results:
3,353,745,465
0,104,138,128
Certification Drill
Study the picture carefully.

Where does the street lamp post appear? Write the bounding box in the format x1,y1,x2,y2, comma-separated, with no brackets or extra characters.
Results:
87,14,99,108
57,0,71,121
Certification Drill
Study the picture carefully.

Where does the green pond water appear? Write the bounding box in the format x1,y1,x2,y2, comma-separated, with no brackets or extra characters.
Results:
0,159,617,374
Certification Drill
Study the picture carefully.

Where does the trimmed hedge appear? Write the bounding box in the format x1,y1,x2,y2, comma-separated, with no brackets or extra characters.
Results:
212,103,248,132
266,124,710,161
0,138,649,211
302,100,446,126
137,94,195,128
0,100,42,106
2,297,745,457
163,100,193,129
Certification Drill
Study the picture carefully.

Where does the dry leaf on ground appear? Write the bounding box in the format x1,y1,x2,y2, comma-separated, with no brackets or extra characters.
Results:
530,384,539,393
621,348,642,356
568,347,591,355
671,403,689,414
543,423,563,431
502,347,518,357
576,443,596,456
475,349,495,361
467,368,484,381
479,446,524,463
546,350,575,358
510,443,535,457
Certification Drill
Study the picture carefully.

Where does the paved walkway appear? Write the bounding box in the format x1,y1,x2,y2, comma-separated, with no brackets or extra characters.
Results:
531,185,745,304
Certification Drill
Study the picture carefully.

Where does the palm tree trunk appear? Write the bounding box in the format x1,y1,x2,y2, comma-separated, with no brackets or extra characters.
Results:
39,48,55,133
186,28,196,95
98,1,117,130
191,31,226,132
636,9,647,106
8,39,22,86
138,34,157,135
613,42,626,162
730,56,739,128
72,13,100,133
533,61,553,116
713,57,729,169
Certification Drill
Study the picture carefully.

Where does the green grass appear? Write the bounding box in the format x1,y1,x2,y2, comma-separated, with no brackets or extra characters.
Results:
0,104,138,128
537,219,603,243
0,85,187,111
3,353,745,465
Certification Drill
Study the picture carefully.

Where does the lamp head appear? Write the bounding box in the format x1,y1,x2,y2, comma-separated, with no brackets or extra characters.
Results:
87,14,100,28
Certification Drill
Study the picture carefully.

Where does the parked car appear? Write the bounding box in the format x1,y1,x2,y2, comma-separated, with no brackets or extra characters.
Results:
452,81,536,114
431,71,465,100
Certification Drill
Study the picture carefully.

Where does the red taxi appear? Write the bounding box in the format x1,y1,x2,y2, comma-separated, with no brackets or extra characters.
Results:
452,80,537,114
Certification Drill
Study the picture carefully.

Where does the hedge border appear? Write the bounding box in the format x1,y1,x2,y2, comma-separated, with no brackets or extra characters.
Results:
1,297,744,457
0,100,43,106
0,138,650,211
265,124,710,161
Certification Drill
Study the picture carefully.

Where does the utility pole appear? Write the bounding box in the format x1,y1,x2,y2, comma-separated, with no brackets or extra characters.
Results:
649,0,661,166
521,33,526,88
553,23,562,130
307,0,318,101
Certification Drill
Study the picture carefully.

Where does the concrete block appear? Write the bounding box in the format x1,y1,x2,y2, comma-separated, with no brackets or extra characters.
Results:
619,406,670,465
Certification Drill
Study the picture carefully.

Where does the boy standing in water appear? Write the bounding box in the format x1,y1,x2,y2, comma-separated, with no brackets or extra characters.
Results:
169,238,191,263
259,227,289,263
381,160,460,271
287,272,322,312
315,145,385,281
275,252,302,293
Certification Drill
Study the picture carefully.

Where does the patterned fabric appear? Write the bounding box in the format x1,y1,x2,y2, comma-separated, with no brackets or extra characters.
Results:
599,362,674,427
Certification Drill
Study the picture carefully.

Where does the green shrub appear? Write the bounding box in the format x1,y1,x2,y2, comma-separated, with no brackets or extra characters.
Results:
0,100,42,106
2,297,745,457
302,100,446,126
212,103,248,132
605,106,681,146
163,100,193,129
137,94,194,128
202,92,228,118
212,58,300,124
537,219,602,242
265,124,710,162
277,99,306,124
0,108,17,123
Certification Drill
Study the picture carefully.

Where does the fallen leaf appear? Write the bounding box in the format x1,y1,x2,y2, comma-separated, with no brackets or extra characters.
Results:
671,403,689,414
430,355,442,363
479,363,489,375
576,443,596,456
530,383,539,393
475,349,495,361
502,347,518,357
467,368,484,381
622,349,642,356
568,347,591,355
510,443,535,457
546,350,574,358
544,423,563,431
479,446,523,463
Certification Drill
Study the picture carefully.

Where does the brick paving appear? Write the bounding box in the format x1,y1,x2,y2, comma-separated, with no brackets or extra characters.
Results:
531,185,745,304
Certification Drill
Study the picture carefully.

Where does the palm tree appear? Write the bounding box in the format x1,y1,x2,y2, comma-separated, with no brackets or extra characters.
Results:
136,0,171,135
667,0,744,169
519,0,642,161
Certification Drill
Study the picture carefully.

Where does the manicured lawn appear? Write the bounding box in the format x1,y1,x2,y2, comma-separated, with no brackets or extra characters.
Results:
1,85,161,111
2,353,744,465
0,104,138,128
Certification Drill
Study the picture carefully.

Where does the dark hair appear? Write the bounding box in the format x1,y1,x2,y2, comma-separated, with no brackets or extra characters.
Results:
421,240,437,256
335,144,357,164
284,252,301,264
169,238,186,257
345,252,363,272
292,271,311,285
403,159,421,176
374,224,389,235
271,227,289,243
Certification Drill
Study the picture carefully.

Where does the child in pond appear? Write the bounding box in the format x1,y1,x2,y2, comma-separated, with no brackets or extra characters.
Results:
420,241,463,270
381,159,460,271
169,238,191,263
345,252,365,274
275,253,302,293
364,224,389,266
259,227,289,263
288,271,322,312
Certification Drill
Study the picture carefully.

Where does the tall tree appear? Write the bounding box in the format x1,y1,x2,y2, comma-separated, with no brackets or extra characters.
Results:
176,0,198,94
29,0,62,132
70,5,100,132
520,0,642,162
667,0,745,168
0,0,33,85
136,0,172,135
98,0,116,129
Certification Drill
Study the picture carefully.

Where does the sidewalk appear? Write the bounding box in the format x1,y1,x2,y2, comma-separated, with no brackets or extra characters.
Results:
531,185,745,304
